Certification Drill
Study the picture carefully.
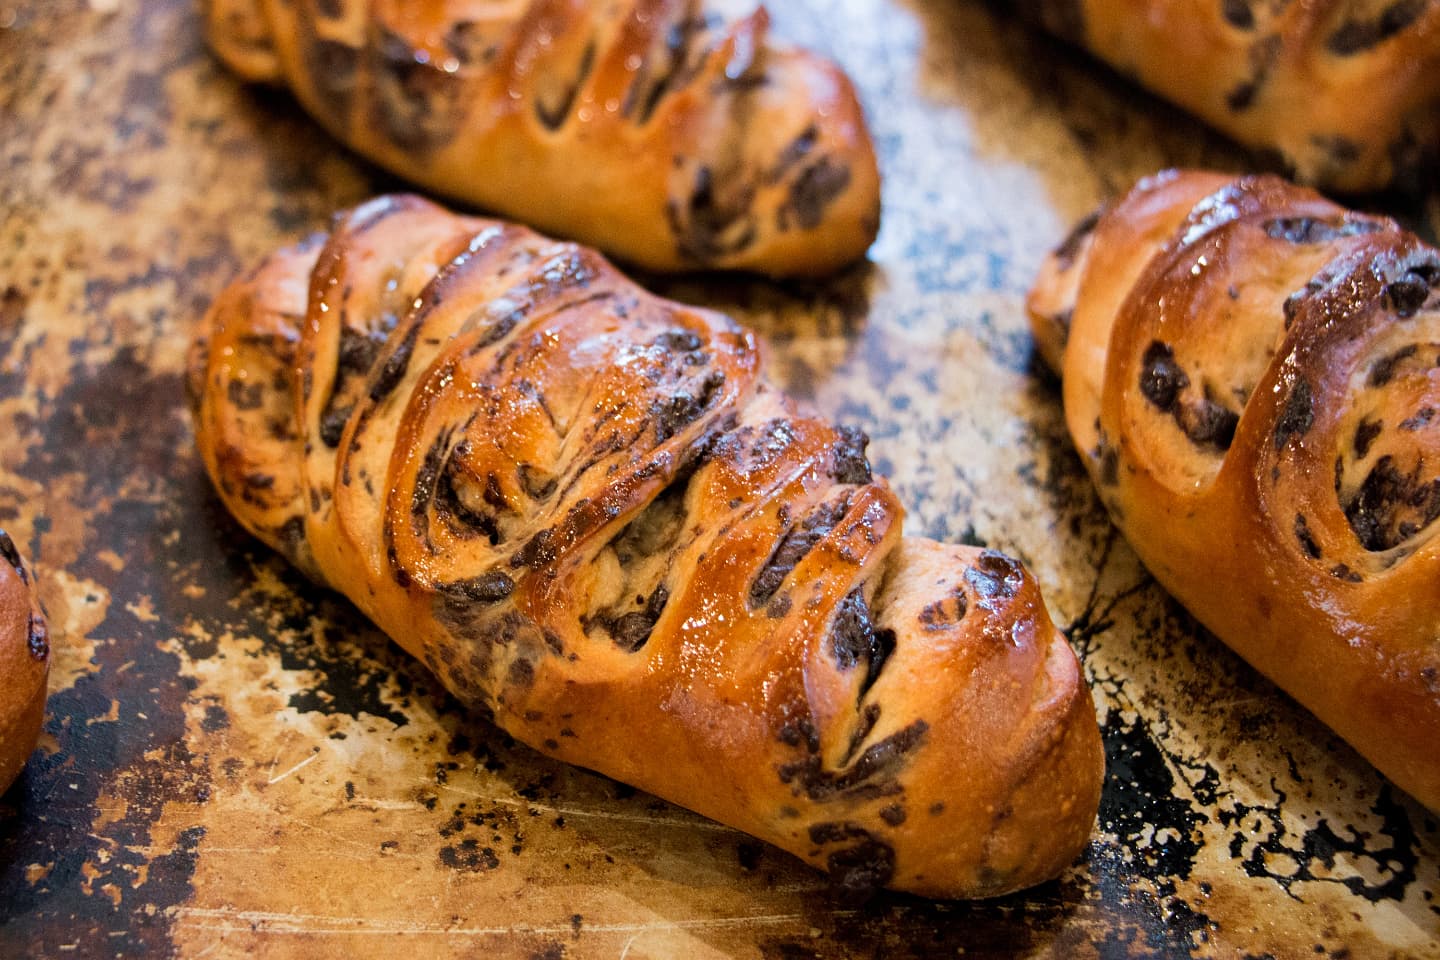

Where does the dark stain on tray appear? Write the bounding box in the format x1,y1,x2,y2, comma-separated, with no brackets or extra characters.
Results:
1,0,1438,956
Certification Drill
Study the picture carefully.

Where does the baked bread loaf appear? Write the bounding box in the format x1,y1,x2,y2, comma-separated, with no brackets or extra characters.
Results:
1028,170,1440,811
188,194,1103,898
0,530,49,795
200,0,880,277
1012,0,1440,192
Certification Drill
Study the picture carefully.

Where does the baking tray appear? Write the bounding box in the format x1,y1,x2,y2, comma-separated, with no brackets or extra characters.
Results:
1,0,1437,956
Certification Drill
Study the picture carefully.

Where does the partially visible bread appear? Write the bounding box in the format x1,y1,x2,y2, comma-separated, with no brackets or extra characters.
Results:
1011,0,1440,192
0,530,48,795
188,194,1104,898
200,0,881,277
1029,170,1440,811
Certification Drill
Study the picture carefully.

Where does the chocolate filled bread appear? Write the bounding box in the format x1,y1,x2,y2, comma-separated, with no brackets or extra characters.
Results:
201,0,881,276
1030,170,1440,811
189,194,1104,898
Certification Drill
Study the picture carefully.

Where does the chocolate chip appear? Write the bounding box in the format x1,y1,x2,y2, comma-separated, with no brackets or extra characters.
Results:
965,551,1023,602
438,571,516,605
304,39,359,116
1354,418,1383,458
653,329,704,354
917,588,968,631
1383,274,1431,318
625,14,707,122
0,529,23,573
513,528,556,569
226,379,264,411
1370,345,1417,387
1099,446,1120,486
668,165,758,264
831,425,873,485
535,42,595,130
370,27,462,152
518,464,558,501
338,325,385,375
652,370,725,442
829,590,897,697
444,21,495,66
838,703,881,766
778,720,928,803
1330,563,1364,583
1226,79,1260,112
370,323,420,403
1327,0,1425,54
750,497,850,607
1226,34,1282,113
1140,341,1189,413
830,590,873,671
27,613,47,661
434,455,502,546
778,716,820,754
608,584,669,652
1221,0,1255,29
809,821,865,846
1294,513,1322,559
1344,454,1440,551
1400,407,1435,431
778,158,852,233
1262,216,1382,244
507,656,534,688
411,432,451,530
320,404,352,448
768,125,819,185
1273,378,1314,450
1180,395,1240,450
278,516,307,549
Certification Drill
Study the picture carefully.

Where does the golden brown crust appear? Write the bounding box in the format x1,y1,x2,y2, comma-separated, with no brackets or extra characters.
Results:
1029,169,1440,812
0,530,49,796
188,194,1103,898
1014,0,1440,192
199,0,881,276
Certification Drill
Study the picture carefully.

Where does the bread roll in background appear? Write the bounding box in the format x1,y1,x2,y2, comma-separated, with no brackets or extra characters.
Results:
1029,170,1440,812
200,0,881,277
1011,0,1440,193
0,530,49,796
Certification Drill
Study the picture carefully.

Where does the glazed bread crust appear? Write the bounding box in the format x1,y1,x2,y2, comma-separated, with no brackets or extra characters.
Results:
1013,0,1440,192
188,194,1103,898
201,0,881,277
0,531,49,796
1029,170,1440,811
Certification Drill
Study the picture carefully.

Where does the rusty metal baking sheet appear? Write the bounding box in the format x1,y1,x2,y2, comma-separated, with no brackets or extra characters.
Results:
1,0,1438,956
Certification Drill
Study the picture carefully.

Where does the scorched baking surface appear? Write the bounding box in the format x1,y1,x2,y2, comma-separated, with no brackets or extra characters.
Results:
0,0,1437,957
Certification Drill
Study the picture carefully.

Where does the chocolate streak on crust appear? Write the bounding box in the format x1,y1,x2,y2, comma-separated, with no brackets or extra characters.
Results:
1327,0,1427,54
0,529,26,580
